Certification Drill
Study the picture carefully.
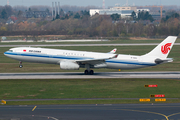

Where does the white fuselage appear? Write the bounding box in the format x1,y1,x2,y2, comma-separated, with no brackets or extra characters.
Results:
4,47,156,70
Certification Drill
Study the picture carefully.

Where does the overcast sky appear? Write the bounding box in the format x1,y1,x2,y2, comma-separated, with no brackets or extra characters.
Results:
1,0,180,7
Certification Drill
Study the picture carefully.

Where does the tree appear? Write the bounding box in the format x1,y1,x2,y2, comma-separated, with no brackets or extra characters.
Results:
67,11,73,17
161,12,180,22
111,14,120,21
74,13,80,19
131,11,136,20
0,26,7,31
17,10,23,17
148,15,154,22
1,9,8,19
46,8,49,13
65,14,69,19
4,5,13,17
29,8,32,11
81,10,90,19
145,24,157,36
60,9,65,17
137,11,154,22
138,11,144,20
172,13,179,18
81,10,90,16
56,14,60,19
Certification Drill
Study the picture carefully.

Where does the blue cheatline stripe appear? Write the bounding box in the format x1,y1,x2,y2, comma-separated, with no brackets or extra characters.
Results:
4,51,90,60
4,52,156,66
106,60,156,66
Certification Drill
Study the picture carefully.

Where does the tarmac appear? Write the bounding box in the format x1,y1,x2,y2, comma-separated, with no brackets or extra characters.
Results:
0,71,180,79
1,104,180,120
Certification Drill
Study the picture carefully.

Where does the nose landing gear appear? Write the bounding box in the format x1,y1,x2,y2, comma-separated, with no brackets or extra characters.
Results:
19,61,23,68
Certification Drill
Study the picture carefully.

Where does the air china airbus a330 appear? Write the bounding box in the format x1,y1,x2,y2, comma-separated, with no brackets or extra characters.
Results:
4,36,177,75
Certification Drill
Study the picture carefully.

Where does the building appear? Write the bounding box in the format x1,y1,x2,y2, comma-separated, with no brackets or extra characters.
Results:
90,7,136,18
113,6,137,11
137,9,150,12
150,12,165,20
24,11,51,18
136,9,164,20
6,15,18,25
6,18,14,25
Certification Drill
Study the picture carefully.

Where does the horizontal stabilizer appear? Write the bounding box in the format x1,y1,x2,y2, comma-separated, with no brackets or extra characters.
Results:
155,58,173,64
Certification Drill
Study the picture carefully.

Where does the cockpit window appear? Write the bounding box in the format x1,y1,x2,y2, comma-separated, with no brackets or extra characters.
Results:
8,50,13,52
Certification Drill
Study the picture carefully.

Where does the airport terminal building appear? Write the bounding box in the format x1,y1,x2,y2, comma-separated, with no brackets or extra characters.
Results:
90,6,136,18
90,6,162,20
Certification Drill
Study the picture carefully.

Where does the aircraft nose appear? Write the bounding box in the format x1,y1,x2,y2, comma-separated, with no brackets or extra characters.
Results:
4,51,8,56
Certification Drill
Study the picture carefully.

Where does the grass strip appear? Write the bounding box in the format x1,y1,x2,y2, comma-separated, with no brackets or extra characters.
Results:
0,79,180,99
3,99,180,105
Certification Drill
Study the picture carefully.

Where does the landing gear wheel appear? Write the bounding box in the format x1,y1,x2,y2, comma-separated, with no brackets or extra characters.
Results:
19,65,23,68
84,70,94,75
84,70,88,75
90,70,94,75
19,61,23,68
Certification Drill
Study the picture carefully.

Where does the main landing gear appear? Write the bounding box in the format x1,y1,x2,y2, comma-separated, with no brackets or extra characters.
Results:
84,70,94,75
19,61,23,68
84,64,94,75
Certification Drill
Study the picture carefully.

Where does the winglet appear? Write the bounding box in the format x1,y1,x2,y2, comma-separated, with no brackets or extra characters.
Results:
108,48,117,54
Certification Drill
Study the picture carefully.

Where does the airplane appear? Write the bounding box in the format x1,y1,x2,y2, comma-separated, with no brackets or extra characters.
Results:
4,36,177,75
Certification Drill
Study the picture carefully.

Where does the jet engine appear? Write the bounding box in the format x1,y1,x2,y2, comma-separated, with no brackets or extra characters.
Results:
60,61,79,70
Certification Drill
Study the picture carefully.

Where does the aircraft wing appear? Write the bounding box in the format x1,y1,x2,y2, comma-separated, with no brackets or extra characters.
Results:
76,54,118,65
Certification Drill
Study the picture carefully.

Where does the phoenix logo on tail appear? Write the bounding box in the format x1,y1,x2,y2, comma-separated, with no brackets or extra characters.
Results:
161,43,172,54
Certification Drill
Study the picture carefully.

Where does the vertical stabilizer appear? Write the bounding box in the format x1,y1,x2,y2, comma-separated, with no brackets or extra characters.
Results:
143,36,177,59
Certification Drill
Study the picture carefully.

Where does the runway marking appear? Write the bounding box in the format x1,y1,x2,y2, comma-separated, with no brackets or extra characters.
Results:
116,109,180,120
167,112,180,118
32,105,180,120
31,115,58,120
32,106,37,111
116,109,168,120
104,104,112,105
37,105,180,110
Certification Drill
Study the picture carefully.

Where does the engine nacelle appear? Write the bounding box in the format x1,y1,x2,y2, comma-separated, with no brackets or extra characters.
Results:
60,61,79,70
